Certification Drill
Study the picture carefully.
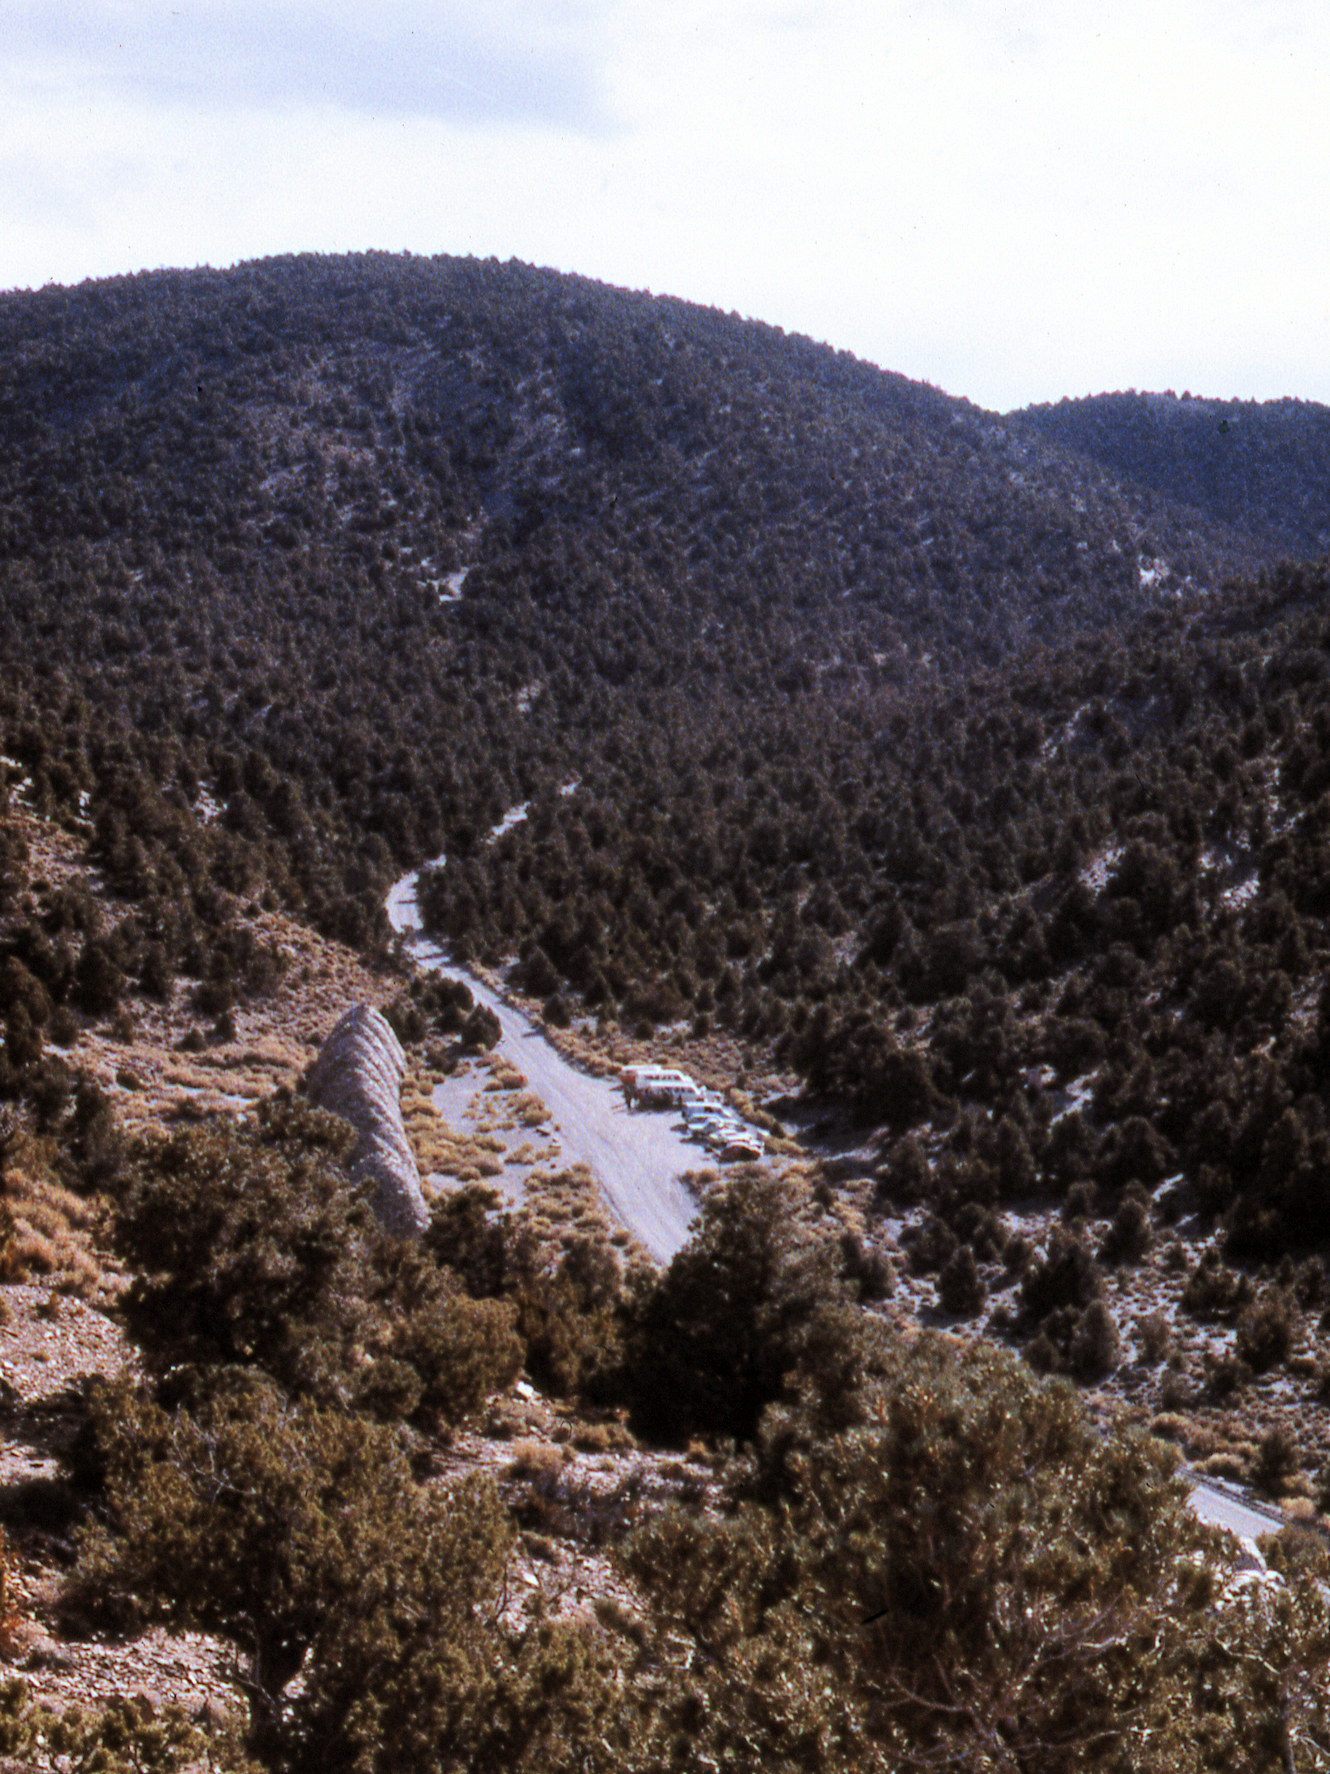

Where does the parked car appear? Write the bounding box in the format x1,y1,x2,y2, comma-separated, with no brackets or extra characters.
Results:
682,1100,733,1128
703,1122,750,1151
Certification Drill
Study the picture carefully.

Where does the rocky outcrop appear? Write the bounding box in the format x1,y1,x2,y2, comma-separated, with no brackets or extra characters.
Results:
305,1004,429,1238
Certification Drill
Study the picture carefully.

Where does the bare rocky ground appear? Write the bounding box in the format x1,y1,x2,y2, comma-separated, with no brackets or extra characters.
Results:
0,1282,239,1717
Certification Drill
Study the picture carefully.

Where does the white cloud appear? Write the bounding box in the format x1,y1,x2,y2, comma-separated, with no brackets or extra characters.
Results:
4,1,611,127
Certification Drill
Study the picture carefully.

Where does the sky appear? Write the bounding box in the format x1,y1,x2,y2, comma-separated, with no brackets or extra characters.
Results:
2,0,1328,413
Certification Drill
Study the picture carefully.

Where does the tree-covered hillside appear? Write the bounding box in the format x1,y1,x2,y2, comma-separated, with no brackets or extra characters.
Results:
0,252,1282,976
5,253,1330,1275
1016,390,1330,564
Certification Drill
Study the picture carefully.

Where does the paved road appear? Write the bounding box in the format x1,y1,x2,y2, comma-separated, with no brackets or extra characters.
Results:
387,868,698,1262
1187,1475,1286,1549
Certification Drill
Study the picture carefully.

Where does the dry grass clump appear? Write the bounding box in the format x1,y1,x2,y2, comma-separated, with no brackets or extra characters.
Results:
509,1141,559,1167
400,1071,437,1117
1196,1452,1247,1483
764,1135,803,1157
506,1439,567,1481
1149,1412,1196,1448
571,1418,635,1454
2,1137,108,1296
507,1092,550,1129
680,1168,721,1202
422,1128,507,1183
400,1064,511,1181
522,1164,613,1244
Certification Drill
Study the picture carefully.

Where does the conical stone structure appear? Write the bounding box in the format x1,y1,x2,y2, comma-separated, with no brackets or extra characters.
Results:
305,1003,429,1238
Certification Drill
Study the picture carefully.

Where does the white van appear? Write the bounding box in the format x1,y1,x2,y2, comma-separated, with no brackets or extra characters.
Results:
621,1065,701,1108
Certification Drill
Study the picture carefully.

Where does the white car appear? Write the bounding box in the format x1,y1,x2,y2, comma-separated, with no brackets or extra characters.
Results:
686,1105,740,1130
682,1101,731,1127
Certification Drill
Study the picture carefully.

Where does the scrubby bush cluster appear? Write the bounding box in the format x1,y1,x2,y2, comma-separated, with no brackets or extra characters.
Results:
70,1091,633,1769
68,1137,1330,1771
623,1334,1330,1771
0,1677,259,1773
74,1371,635,1773
113,1092,523,1425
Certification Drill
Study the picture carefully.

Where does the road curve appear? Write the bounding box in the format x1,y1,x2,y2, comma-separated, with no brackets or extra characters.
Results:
386,867,698,1262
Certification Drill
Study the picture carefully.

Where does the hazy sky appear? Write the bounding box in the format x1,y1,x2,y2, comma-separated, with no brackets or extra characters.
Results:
2,1,1327,412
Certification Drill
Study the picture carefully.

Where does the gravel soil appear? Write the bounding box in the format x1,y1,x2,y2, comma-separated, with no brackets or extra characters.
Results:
0,1283,238,1717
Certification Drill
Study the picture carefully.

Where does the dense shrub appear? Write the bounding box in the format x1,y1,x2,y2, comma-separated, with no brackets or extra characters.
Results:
114,1096,521,1423
903,1212,957,1276
1235,1289,1296,1374
936,1244,986,1318
1098,1183,1154,1265
72,1374,635,1773
624,1334,1330,1770
621,1172,863,1444
1179,1251,1252,1323
1019,1228,1102,1324
872,1133,930,1206
0,1680,258,1773
1250,1426,1299,1498
426,1188,630,1400
1069,1299,1121,1379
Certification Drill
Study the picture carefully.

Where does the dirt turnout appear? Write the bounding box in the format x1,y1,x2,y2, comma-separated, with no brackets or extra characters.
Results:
388,872,699,1261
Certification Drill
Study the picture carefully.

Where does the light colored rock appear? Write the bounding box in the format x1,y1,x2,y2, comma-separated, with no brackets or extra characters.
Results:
306,1004,429,1237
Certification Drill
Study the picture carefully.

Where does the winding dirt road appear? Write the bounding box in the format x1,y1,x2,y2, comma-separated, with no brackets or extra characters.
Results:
387,868,698,1261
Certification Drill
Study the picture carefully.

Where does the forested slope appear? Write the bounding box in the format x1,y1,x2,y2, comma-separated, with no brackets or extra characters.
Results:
0,251,1280,1011
1016,390,1330,563
5,252,1330,1272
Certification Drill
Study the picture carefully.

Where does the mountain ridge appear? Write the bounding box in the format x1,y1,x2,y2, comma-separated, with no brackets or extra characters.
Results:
1015,387,1330,563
